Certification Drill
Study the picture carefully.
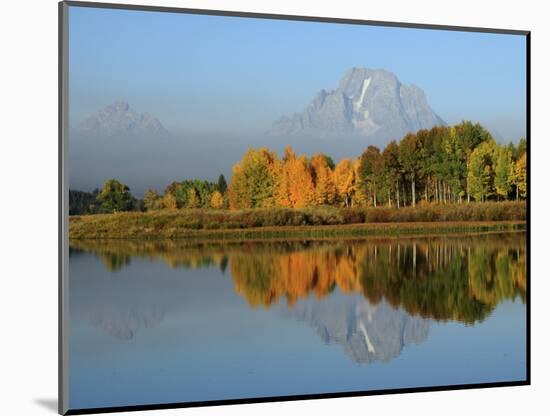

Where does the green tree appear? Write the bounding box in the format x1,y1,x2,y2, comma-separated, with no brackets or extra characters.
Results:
359,146,383,207
96,179,135,213
441,126,466,203
494,146,512,199
382,141,402,208
217,174,228,194
517,137,527,158
163,179,217,209
455,121,492,202
228,148,279,209
143,188,161,211
399,133,422,207
321,154,335,170
186,187,201,208
467,141,496,201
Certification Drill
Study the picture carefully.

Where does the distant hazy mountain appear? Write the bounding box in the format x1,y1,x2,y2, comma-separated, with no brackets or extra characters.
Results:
286,294,430,364
268,67,445,142
77,101,168,138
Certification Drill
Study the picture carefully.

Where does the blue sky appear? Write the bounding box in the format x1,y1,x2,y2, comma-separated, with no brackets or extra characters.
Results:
69,5,527,141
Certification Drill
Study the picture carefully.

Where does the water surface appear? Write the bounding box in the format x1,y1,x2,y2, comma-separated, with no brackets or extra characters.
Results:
69,232,527,410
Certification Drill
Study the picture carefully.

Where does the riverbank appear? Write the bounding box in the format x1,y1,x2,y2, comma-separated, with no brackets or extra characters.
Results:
69,201,526,240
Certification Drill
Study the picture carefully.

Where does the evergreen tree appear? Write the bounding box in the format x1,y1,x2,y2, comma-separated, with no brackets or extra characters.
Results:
217,174,228,194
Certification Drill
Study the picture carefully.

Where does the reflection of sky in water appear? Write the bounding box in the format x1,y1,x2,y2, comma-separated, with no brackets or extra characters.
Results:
68,235,526,410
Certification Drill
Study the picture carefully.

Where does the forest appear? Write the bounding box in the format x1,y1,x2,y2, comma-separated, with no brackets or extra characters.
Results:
69,121,527,217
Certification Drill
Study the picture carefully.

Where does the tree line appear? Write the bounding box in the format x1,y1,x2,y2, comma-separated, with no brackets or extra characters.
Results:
69,176,228,215
227,121,526,210
69,121,527,215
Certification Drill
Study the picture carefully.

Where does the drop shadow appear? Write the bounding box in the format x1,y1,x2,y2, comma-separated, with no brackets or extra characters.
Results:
34,398,58,413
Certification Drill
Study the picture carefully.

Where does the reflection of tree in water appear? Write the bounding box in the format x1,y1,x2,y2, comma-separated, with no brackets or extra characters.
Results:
101,252,132,272
230,233,526,324
70,232,526,324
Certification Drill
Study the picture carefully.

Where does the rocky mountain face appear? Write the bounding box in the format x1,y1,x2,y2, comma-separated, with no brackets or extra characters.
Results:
286,294,430,364
268,67,445,142
77,101,168,138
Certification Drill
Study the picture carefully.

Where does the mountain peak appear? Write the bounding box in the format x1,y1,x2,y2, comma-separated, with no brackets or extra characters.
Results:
77,101,168,138
268,67,445,142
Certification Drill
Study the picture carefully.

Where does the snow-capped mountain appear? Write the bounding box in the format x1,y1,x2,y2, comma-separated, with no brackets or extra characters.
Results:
268,67,445,142
77,101,168,138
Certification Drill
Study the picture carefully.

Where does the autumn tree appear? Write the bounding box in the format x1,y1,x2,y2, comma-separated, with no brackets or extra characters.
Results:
275,147,315,208
443,127,462,201
455,121,492,202
333,159,357,207
228,147,279,209
186,187,201,208
494,145,512,200
210,190,225,209
516,152,527,199
467,140,496,201
517,137,527,158
143,189,162,211
398,133,422,207
310,153,337,205
162,192,177,209
96,179,135,213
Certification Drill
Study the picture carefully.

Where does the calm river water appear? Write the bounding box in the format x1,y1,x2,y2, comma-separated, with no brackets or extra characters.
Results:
68,231,527,410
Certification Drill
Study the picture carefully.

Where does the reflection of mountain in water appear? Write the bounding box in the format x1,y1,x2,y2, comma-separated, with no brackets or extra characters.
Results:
85,305,165,340
285,295,429,364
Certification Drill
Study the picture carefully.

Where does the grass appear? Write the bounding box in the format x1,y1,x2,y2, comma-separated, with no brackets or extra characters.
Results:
69,201,526,240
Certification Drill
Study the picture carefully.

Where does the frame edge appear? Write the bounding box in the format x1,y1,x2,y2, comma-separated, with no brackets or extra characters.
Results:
59,1,70,415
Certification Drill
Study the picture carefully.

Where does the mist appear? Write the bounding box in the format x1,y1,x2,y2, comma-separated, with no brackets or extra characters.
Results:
69,129,388,197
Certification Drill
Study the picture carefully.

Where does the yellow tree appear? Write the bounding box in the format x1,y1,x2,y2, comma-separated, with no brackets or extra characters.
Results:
162,192,177,209
311,153,336,205
516,153,527,199
333,159,357,207
186,187,201,208
143,189,161,211
228,147,280,209
276,146,314,208
275,146,295,207
210,190,225,209
290,155,315,208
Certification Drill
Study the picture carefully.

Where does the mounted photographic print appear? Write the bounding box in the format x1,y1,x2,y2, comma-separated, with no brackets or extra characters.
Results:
59,1,530,414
